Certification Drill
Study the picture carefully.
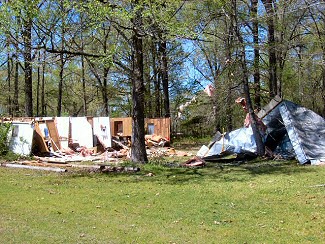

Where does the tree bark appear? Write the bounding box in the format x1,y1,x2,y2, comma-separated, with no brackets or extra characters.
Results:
159,40,170,118
252,0,261,110
36,51,41,116
262,0,277,98
154,41,161,117
144,45,152,118
102,67,110,116
7,53,12,116
322,51,325,117
131,1,148,163
41,52,46,116
225,12,234,132
14,55,19,116
81,53,87,115
57,50,64,116
57,0,65,117
80,14,87,116
23,17,33,116
233,0,265,156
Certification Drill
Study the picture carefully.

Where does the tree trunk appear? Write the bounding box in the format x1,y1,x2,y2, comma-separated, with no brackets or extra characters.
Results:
57,0,66,117
131,1,148,163
7,53,12,116
57,51,64,116
41,53,46,116
23,18,33,116
322,52,325,117
252,0,261,110
225,12,234,132
154,41,161,117
319,14,325,117
81,53,87,115
143,48,151,118
102,27,110,116
233,0,265,156
36,51,41,116
102,67,110,116
14,56,19,116
262,0,277,98
80,14,87,116
159,40,170,118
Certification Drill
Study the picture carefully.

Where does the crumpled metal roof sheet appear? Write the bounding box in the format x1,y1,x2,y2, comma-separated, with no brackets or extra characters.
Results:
279,101,325,164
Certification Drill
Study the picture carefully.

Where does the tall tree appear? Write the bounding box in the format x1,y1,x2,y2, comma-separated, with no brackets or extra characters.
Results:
159,38,170,118
36,51,41,116
80,23,87,115
131,0,148,163
251,0,261,110
6,36,12,115
57,0,66,116
13,28,20,116
41,50,46,116
233,0,265,156
262,0,278,98
305,0,325,116
22,5,33,116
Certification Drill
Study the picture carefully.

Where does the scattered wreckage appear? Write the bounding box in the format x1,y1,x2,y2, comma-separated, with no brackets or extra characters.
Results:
197,96,325,165
1,116,194,172
3,95,322,173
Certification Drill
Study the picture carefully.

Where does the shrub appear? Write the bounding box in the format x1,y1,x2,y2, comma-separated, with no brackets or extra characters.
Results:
0,123,12,156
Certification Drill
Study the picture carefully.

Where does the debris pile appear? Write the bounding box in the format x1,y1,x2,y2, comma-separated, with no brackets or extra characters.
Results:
1,115,198,172
198,96,325,165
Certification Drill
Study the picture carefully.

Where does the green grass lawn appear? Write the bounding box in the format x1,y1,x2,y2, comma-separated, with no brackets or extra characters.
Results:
1,159,325,243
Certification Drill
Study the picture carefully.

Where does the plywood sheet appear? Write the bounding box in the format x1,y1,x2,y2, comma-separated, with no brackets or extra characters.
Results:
33,122,49,153
46,120,61,151
93,117,111,148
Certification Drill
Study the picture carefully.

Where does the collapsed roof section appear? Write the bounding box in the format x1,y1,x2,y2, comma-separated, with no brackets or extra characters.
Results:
275,100,325,164
198,96,325,165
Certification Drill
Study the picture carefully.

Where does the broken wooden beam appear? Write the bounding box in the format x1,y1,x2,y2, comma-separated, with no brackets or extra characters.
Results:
112,139,130,150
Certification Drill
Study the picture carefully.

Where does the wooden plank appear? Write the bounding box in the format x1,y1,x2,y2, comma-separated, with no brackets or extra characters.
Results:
46,120,61,151
33,122,49,153
257,95,282,119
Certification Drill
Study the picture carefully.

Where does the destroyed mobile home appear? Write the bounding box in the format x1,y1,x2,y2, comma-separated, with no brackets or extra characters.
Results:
1,116,195,172
3,96,324,173
197,96,325,165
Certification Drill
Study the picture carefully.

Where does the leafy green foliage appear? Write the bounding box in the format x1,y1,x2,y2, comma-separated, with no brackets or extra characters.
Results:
0,0,324,127
0,123,11,156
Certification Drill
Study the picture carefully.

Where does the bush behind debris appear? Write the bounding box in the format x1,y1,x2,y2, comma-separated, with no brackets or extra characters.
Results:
0,123,11,156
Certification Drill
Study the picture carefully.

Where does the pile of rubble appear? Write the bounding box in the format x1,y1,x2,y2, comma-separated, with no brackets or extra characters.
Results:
1,116,207,173
1,133,201,173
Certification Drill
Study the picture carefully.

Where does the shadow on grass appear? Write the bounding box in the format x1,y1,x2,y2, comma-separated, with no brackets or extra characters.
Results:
59,158,319,186
135,158,319,185
239,159,311,175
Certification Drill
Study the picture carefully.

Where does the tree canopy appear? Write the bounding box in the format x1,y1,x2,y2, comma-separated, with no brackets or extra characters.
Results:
0,0,324,161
